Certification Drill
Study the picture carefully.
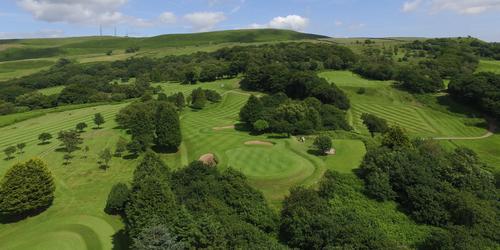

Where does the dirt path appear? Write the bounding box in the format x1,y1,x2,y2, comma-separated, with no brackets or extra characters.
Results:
433,119,497,140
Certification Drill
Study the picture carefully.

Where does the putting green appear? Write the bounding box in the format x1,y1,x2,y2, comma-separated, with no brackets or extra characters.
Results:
226,142,314,179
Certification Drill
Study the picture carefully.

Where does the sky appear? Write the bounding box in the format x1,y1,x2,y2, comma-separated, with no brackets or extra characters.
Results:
0,0,499,41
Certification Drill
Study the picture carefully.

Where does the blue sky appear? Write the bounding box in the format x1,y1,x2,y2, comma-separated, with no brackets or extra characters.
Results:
0,0,499,41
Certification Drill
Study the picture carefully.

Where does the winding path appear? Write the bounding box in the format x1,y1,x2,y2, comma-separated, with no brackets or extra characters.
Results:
433,119,497,140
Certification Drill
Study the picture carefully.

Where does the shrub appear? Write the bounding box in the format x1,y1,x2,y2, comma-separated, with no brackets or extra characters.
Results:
314,135,332,155
105,183,130,215
0,159,55,220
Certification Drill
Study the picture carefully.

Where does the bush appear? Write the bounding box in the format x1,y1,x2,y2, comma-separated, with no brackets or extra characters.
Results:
105,183,130,215
0,159,55,220
314,135,332,155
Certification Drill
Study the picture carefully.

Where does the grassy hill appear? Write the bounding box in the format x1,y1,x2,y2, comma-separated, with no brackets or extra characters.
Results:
0,29,327,81
0,29,326,61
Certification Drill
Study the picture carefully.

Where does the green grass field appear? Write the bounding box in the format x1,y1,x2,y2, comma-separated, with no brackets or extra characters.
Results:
319,71,488,138
477,60,500,73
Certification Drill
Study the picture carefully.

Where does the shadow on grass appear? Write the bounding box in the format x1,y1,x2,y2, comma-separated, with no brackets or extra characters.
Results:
112,229,131,250
307,149,327,156
123,154,139,160
37,141,51,146
151,145,179,154
3,156,15,161
0,204,52,224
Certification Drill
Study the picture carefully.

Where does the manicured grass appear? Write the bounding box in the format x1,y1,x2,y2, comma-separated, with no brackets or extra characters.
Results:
324,140,367,173
0,103,133,250
440,134,500,173
477,60,500,74
320,71,487,138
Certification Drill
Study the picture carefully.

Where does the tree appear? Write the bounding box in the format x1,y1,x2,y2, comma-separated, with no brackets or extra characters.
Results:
3,146,16,160
0,159,55,219
253,119,269,133
58,130,81,155
99,148,112,169
105,183,130,215
314,135,332,155
38,132,53,144
155,102,181,150
133,224,186,250
127,140,143,156
361,113,389,137
191,88,207,109
76,122,88,132
94,113,105,129
239,95,263,124
381,126,410,149
63,153,72,165
115,137,128,157
16,143,26,154
175,92,185,110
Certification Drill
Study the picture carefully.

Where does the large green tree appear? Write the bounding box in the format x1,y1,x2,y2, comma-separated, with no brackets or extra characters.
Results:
155,102,181,150
0,159,55,219
239,95,263,124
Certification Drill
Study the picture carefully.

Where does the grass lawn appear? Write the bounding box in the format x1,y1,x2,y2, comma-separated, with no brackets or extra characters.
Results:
319,71,488,138
477,60,500,74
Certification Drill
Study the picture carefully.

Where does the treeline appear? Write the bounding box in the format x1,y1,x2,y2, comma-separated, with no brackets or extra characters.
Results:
0,42,357,115
448,72,500,120
240,93,350,135
359,127,499,248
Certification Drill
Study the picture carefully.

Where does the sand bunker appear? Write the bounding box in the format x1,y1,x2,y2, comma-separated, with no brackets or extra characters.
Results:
326,148,336,155
199,153,218,167
244,140,273,146
212,125,235,131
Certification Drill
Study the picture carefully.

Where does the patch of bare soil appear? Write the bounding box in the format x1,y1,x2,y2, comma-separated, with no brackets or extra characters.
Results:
244,140,273,146
199,153,218,167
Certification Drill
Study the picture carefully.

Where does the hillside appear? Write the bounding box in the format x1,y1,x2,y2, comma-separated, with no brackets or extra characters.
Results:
0,29,326,62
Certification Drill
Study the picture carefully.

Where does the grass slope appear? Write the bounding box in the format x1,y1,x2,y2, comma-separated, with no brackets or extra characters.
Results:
477,60,500,74
319,71,487,138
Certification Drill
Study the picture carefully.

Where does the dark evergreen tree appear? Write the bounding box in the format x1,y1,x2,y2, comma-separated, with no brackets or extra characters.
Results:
155,102,181,150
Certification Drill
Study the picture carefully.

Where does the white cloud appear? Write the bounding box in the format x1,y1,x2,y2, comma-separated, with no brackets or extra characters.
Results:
402,0,422,12
402,0,500,14
159,12,176,24
334,20,343,27
0,29,64,39
16,0,150,26
184,12,226,31
249,15,310,31
269,15,310,31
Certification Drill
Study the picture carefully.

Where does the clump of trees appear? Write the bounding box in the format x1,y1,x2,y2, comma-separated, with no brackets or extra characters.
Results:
189,88,221,109
239,94,350,135
106,151,282,248
116,98,181,153
448,72,500,119
0,158,55,221
358,129,498,247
